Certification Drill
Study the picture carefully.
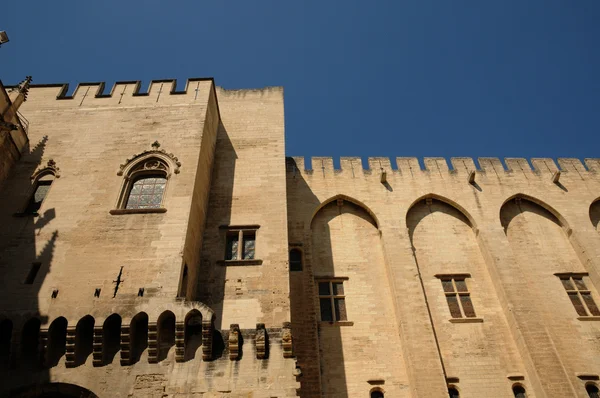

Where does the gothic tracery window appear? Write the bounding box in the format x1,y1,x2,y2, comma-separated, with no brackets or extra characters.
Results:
118,157,169,210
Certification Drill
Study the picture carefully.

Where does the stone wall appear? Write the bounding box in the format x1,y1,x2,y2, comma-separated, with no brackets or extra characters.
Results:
287,156,600,398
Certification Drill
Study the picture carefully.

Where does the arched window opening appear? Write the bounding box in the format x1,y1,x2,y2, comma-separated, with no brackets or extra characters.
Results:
116,156,171,211
25,173,54,214
587,383,600,398
74,316,94,366
289,249,303,272
130,312,148,364
47,317,68,367
513,384,526,398
370,389,384,398
184,310,202,361
102,314,121,365
178,265,189,298
157,311,175,362
591,200,600,232
21,318,40,366
448,387,460,398
0,319,13,364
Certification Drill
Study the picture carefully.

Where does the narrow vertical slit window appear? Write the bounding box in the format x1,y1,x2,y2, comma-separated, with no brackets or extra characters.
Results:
448,387,460,398
25,262,41,284
558,274,600,317
587,384,600,398
318,280,347,322
289,249,303,271
439,276,476,319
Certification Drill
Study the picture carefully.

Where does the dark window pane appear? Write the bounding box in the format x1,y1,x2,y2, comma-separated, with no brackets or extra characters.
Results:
586,384,599,398
371,391,384,398
460,295,476,317
243,234,255,260
582,293,600,316
560,278,575,291
446,296,462,318
318,282,330,296
568,293,588,316
513,385,526,398
320,298,333,321
289,250,302,271
226,235,239,260
441,280,455,293
454,279,468,292
448,387,460,398
574,278,588,291
334,298,347,321
332,282,344,296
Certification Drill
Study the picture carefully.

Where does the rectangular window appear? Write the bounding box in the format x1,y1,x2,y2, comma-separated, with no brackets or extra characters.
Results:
559,274,600,317
225,228,257,261
318,280,347,322
439,276,476,318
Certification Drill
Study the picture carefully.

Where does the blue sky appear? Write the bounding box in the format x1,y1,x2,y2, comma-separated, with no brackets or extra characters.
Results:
2,1,599,167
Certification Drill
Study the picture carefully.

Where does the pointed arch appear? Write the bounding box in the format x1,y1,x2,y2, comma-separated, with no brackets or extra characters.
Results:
500,193,570,232
22,159,59,214
590,198,600,231
309,194,379,229
406,193,477,230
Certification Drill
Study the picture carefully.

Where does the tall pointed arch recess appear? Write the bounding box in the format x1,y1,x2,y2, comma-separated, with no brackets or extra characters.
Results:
500,194,571,234
309,194,379,229
406,194,478,232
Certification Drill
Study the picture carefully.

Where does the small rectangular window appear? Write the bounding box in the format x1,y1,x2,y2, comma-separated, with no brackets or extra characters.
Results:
224,227,258,261
559,274,600,317
318,280,347,322
24,263,41,284
439,276,477,318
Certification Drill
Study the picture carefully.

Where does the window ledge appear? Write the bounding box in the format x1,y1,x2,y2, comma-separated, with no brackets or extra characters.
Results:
319,321,354,327
449,317,484,323
217,259,263,266
109,208,167,215
577,316,600,321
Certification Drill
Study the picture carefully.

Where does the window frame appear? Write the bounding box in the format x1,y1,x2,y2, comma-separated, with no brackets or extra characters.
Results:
316,278,350,324
19,171,56,216
435,274,483,323
556,273,600,319
218,225,262,266
111,155,172,215
289,248,303,272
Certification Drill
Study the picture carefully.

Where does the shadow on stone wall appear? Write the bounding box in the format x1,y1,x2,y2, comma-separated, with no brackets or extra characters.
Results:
0,135,58,394
286,159,349,398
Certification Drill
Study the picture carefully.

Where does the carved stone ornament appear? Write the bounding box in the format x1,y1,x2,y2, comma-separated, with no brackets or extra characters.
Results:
282,322,293,358
117,143,181,176
31,158,60,179
255,323,268,359
229,324,240,360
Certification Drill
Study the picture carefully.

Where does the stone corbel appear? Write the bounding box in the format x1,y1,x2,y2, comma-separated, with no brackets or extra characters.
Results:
175,321,185,362
282,322,293,358
201,318,213,361
255,323,268,359
92,325,103,367
119,324,131,366
147,321,158,363
229,324,240,360
64,326,77,367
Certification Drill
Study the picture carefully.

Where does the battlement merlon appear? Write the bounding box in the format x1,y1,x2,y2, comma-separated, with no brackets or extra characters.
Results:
5,78,283,110
286,156,600,178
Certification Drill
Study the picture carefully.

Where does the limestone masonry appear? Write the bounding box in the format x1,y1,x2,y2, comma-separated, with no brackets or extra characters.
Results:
0,77,599,398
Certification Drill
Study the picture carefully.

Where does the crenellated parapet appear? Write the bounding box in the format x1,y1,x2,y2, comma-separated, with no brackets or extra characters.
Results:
286,156,600,181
